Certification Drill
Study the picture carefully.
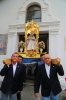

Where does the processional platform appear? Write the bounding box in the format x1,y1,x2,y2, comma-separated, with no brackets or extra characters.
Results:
17,52,45,64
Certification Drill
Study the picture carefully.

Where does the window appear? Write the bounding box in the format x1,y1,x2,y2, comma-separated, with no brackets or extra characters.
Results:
26,5,41,22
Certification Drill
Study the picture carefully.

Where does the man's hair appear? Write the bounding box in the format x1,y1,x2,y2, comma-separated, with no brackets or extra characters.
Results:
18,55,23,59
40,53,45,57
12,52,18,56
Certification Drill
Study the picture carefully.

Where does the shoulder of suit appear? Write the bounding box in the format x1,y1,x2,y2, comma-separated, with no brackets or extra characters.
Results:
17,63,22,66
18,63,26,67
4,64,9,67
51,63,57,67
17,63,24,70
39,63,45,67
21,63,26,66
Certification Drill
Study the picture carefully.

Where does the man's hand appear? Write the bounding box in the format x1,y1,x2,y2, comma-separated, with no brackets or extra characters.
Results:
17,90,21,93
35,93,39,98
7,63,11,67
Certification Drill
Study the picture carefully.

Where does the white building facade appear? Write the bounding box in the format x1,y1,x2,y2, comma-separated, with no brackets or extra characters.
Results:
0,0,66,81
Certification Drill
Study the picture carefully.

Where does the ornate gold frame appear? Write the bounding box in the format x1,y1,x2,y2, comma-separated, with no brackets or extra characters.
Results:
25,20,39,57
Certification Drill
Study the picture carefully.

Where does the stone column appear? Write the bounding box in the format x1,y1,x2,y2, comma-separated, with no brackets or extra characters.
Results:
49,30,59,58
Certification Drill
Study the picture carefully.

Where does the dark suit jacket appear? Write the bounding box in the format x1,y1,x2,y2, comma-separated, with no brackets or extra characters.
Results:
34,61,44,78
34,63,64,96
22,64,26,83
0,63,24,94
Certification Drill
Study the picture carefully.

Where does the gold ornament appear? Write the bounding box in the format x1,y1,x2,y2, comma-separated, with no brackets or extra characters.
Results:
25,20,39,57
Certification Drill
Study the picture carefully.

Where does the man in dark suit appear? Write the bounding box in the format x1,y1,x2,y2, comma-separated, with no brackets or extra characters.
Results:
17,55,26,100
34,54,64,100
0,52,24,100
34,54,45,100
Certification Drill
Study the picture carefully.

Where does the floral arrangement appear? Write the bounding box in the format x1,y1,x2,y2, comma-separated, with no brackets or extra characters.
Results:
18,40,25,48
38,41,45,49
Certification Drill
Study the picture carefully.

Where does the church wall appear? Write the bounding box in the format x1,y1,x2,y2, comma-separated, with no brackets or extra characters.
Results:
0,0,66,81
0,0,25,34
46,0,66,78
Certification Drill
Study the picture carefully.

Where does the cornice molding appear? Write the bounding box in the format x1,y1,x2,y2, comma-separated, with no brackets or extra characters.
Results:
9,21,60,29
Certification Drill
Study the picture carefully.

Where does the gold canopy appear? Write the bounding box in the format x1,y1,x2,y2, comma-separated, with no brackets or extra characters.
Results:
25,20,39,57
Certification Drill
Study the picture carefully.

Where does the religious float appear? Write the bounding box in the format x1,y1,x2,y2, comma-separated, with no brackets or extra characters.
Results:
3,20,60,80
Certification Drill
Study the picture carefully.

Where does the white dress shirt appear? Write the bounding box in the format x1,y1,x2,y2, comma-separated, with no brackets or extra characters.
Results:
12,63,17,76
45,63,50,78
